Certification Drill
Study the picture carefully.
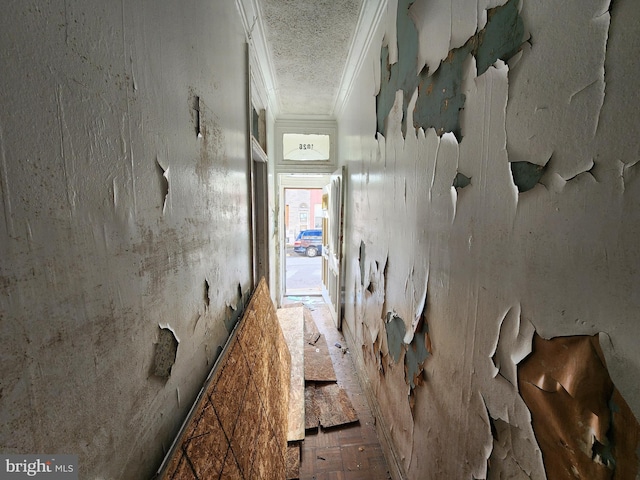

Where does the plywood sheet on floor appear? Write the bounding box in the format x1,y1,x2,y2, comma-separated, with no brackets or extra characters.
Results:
305,383,359,430
305,384,321,430
304,333,337,382
303,306,321,345
277,306,306,442
316,383,359,428
286,443,301,479
297,303,392,479
156,278,290,480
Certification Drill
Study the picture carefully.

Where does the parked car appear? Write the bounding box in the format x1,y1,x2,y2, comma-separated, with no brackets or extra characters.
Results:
293,229,323,257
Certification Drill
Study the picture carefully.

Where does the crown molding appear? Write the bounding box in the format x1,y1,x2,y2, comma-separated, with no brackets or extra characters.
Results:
235,0,281,117
276,113,337,123
331,0,388,119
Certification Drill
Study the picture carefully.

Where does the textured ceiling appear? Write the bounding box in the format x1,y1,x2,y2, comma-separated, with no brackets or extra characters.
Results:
257,0,363,116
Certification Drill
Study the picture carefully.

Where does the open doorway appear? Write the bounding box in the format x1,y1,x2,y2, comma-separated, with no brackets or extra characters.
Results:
278,174,330,299
284,187,323,295
278,170,345,330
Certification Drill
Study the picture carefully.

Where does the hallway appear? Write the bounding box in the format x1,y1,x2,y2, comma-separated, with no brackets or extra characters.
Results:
283,298,391,480
2,0,640,478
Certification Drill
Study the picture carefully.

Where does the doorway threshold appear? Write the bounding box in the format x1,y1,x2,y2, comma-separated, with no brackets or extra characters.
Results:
284,292,326,308
286,288,322,297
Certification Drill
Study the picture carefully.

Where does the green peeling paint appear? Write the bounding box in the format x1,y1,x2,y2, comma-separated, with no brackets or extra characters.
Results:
476,0,525,76
453,172,472,189
376,0,420,137
405,320,430,389
414,40,473,139
376,0,525,140
386,312,406,364
510,160,547,192
385,312,431,389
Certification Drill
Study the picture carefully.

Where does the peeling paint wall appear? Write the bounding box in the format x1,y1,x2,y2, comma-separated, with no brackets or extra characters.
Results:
0,2,252,479
339,0,640,478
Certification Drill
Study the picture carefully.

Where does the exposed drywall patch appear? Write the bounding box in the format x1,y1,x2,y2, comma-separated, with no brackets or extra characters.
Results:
359,240,366,287
510,159,548,193
518,333,640,479
224,283,245,332
376,0,525,139
153,326,179,379
203,279,210,308
156,159,169,213
193,95,203,139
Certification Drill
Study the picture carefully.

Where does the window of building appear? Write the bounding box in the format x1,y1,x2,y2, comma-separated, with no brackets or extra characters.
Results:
282,134,330,161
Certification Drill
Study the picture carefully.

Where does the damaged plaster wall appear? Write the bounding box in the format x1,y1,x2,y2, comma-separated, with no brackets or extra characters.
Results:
0,2,252,479
339,0,640,478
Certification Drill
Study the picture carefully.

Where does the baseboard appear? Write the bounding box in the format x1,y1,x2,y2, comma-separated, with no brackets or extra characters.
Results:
342,321,407,480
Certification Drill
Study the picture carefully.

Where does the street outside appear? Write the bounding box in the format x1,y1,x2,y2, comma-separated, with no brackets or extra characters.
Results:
286,247,322,293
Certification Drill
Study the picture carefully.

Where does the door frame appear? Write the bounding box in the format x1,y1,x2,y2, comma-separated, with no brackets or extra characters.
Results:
272,118,338,306
321,167,346,330
277,173,331,305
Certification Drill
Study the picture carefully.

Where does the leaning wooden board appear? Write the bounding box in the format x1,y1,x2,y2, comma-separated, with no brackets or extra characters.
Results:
154,278,291,479
276,306,306,442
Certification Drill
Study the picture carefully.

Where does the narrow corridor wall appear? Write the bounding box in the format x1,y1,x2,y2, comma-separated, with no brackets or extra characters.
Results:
338,0,640,478
0,1,253,478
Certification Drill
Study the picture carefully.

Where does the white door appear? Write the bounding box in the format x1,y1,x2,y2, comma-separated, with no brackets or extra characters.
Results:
321,167,345,329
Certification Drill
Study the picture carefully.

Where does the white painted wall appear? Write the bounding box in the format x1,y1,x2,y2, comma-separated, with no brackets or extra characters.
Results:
0,1,252,478
338,0,640,478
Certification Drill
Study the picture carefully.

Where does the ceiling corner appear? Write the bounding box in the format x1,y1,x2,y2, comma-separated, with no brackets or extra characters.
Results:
331,0,388,119
235,0,281,117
